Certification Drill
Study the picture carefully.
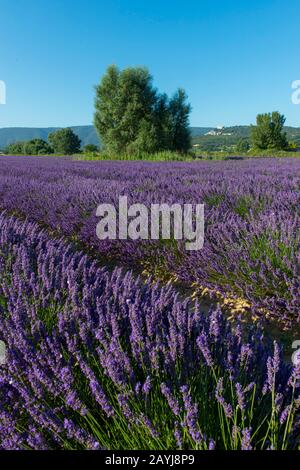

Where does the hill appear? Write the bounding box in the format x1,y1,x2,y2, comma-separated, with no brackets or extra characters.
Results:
192,126,300,151
0,126,100,150
1,125,299,152
0,125,214,150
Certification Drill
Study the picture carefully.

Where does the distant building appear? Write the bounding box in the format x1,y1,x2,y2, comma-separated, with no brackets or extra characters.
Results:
205,126,232,136
205,130,219,136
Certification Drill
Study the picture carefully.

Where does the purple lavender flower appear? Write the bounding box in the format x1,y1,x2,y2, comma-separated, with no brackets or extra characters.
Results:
180,385,202,444
140,414,159,439
142,376,152,395
174,422,183,449
197,333,214,367
215,378,233,419
235,383,246,411
0,208,298,450
208,439,216,450
161,383,181,416
265,341,281,392
241,428,252,450
280,405,291,425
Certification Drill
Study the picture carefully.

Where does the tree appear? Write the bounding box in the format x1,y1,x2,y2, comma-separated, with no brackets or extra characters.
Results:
289,141,298,150
152,93,173,150
236,138,250,153
23,139,53,155
5,142,24,154
126,119,159,155
251,112,288,150
94,65,191,155
48,128,81,154
169,88,191,153
83,144,99,154
5,139,52,155
94,65,158,154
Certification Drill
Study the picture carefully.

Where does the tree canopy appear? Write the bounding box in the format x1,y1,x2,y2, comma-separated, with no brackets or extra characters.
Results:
48,128,81,154
251,112,288,150
94,65,191,155
169,88,191,153
236,138,250,153
83,144,99,154
5,139,53,155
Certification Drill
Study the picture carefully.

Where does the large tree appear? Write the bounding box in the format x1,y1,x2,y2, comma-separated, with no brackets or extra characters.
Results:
251,112,288,150
94,65,158,154
48,128,81,154
169,88,191,153
94,65,191,155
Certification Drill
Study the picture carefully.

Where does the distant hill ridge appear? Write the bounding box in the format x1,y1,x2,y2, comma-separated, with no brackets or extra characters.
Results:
0,126,213,149
0,126,100,149
191,125,300,151
1,125,300,150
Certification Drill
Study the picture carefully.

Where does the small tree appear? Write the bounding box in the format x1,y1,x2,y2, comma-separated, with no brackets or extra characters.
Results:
83,144,99,154
251,112,288,150
5,142,24,154
289,141,298,150
48,128,81,154
5,139,53,155
236,138,250,153
23,139,53,155
169,88,191,153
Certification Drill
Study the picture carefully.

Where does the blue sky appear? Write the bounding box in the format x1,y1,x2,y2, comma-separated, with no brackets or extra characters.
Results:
0,0,299,128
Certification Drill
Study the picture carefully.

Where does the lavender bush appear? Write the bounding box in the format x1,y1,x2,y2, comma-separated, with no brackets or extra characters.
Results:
0,213,299,450
0,156,299,327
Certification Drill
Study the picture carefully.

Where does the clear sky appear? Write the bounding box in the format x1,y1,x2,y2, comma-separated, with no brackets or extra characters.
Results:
0,0,299,128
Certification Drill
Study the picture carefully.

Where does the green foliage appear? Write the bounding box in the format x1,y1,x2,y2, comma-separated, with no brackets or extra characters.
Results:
152,93,173,150
48,128,81,154
169,88,191,152
234,195,253,218
251,112,288,150
192,134,246,153
204,193,225,207
192,124,300,152
83,144,99,154
5,139,53,155
94,65,191,155
5,141,24,154
236,138,250,153
288,141,298,150
0,126,99,150
94,65,156,154
74,150,195,162
23,139,53,155
2,124,300,156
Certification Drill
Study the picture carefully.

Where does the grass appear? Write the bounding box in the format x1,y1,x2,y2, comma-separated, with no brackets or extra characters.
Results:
2,148,300,161
194,149,300,159
73,150,197,162
74,149,300,161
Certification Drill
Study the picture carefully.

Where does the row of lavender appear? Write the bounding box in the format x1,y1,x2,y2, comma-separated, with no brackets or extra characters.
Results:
0,156,299,327
0,213,299,449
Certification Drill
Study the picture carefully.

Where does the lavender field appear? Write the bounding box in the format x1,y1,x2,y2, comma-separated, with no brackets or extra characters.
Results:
0,155,299,449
